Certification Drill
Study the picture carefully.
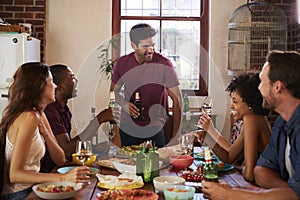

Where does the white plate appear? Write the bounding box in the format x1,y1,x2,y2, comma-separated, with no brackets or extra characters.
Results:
112,161,136,174
96,173,144,189
114,153,131,159
32,182,82,200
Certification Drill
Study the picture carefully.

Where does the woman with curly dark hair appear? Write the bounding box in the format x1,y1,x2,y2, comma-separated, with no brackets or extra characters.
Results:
0,62,90,199
197,72,271,182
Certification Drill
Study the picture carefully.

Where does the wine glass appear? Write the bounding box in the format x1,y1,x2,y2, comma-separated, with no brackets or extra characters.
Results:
181,134,194,171
105,122,116,155
195,97,213,130
75,140,93,166
108,123,116,142
201,96,213,116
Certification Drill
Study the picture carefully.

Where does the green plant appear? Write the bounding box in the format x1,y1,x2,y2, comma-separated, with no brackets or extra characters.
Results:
98,36,121,79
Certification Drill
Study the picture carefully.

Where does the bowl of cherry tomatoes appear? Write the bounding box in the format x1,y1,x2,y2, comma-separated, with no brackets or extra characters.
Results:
181,171,204,183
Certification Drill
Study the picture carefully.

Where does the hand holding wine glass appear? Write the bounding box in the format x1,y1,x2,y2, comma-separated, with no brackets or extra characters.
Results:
195,97,213,130
198,112,214,131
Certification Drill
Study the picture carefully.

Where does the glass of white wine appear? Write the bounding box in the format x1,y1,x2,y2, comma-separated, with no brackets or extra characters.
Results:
75,140,93,166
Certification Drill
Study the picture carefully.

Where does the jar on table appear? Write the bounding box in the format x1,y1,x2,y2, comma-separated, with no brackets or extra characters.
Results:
136,142,159,183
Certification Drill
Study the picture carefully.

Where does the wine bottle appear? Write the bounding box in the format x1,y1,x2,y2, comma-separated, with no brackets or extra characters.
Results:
108,91,117,124
90,107,97,145
133,91,143,120
203,148,218,182
108,91,117,108
183,93,189,112
108,91,116,142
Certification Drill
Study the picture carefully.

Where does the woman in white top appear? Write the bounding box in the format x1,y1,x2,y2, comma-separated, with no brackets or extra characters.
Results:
0,62,90,199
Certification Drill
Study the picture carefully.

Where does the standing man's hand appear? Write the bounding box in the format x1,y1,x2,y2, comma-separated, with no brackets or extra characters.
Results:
125,102,143,119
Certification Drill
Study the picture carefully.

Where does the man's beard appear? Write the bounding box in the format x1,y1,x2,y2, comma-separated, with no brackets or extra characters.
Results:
262,95,275,111
262,99,272,110
144,52,153,62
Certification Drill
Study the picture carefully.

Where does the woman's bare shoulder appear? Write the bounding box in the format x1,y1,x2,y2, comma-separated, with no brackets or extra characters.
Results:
243,114,271,134
243,114,266,132
8,111,40,141
17,111,40,123
243,113,263,123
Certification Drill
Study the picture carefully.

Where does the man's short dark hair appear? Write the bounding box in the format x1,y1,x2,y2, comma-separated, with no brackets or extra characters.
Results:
129,23,156,45
49,64,68,85
267,50,300,99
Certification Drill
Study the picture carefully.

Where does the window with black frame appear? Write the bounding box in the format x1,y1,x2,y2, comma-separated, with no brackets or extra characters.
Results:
112,0,209,96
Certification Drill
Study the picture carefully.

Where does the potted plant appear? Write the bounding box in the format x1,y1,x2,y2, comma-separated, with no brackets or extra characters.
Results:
98,35,121,79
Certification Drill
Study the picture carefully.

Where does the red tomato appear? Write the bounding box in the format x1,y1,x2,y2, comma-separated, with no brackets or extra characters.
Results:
186,174,194,182
192,174,198,182
181,173,187,179
195,174,203,182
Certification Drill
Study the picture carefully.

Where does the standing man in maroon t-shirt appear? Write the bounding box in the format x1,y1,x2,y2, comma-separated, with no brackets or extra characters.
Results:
111,23,182,147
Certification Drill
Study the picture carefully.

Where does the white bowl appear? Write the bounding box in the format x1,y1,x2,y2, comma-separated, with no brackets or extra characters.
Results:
32,182,82,199
163,185,195,200
153,176,185,192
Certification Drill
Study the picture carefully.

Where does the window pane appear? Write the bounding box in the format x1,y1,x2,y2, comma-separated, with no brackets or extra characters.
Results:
121,0,160,16
117,0,208,94
161,21,200,90
162,0,201,17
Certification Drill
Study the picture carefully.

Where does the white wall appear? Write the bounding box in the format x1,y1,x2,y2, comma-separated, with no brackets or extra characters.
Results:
46,0,112,138
209,0,245,139
45,0,246,139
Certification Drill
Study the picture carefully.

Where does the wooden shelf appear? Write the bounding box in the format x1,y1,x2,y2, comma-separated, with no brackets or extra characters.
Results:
0,24,29,33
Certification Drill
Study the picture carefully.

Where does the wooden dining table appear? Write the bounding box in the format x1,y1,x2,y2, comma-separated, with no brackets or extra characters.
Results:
26,148,255,200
